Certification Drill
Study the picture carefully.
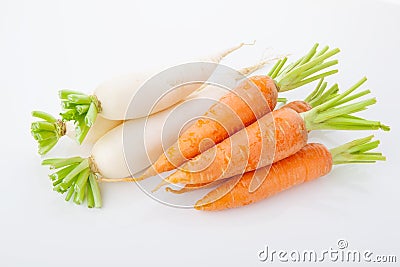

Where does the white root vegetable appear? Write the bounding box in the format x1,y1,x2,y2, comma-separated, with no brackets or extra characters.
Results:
42,61,269,207
59,43,249,144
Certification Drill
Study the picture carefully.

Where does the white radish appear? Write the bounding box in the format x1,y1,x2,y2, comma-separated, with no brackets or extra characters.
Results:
42,61,268,208
59,43,249,144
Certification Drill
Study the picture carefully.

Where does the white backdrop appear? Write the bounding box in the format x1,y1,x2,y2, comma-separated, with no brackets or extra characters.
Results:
0,0,399,266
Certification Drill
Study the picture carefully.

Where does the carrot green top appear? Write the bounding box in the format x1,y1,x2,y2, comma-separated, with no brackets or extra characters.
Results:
330,135,386,164
301,77,390,131
268,43,339,92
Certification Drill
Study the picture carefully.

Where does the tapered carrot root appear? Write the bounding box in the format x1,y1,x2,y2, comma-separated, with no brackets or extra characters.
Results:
143,75,278,178
166,108,308,184
195,143,332,210
195,136,385,211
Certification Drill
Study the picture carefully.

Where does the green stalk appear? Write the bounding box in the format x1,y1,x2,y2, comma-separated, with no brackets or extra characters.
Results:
277,97,287,104
31,111,66,155
31,111,57,123
274,44,340,92
269,58,288,79
302,78,390,132
59,90,102,144
89,173,102,208
42,157,102,208
293,78,339,109
279,44,319,77
48,164,78,181
304,78,325,103
330,135,386,164
86,181,95,208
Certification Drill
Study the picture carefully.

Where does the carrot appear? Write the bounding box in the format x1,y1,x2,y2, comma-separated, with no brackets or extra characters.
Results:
158,78,389,189
195,136,385,211
139,44,340,180
164,79,337,194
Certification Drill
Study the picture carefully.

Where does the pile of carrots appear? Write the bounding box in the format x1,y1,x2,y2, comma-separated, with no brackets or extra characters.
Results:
32,43,389,210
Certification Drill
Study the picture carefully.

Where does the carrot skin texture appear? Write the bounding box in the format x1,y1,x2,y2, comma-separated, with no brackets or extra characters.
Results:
167,108,308,184
195,143,332,211
166,101,312,192
149,75,278,175
281,100,312,113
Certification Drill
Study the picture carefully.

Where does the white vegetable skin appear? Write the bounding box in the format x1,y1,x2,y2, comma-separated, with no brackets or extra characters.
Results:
91,109,172,179
90,67,248,179
93,44,246,120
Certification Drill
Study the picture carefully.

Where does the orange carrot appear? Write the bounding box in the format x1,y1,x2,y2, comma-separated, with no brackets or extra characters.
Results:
160,78,388,187
164,107,307,185
139,44,340,180
148,75,278,176
165,79,338,193
195,136,385,211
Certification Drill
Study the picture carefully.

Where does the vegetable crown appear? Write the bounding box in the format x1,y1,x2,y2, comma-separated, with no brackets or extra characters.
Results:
58,90,101,144
42,156,102,208
330,135,386,164
31,111,66,155
302,77,390,131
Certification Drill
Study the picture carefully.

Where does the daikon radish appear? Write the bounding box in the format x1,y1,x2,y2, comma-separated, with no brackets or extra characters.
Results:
31,58,272,155
58,43,249,143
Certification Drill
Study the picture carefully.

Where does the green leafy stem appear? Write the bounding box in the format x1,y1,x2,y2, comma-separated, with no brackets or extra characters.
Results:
330,135,386,164
59,90,102,144
267,43,340,92
42,157,102,208
31,111,66,155
302,77,390,131
304,78,339,107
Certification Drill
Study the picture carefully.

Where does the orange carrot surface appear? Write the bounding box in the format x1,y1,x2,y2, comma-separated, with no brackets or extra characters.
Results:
195,136,385,211
166,107,307,184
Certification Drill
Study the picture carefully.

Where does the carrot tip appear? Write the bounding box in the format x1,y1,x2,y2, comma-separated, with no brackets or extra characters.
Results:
134,167,158,182
151,179,170,193
165,187,184,194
